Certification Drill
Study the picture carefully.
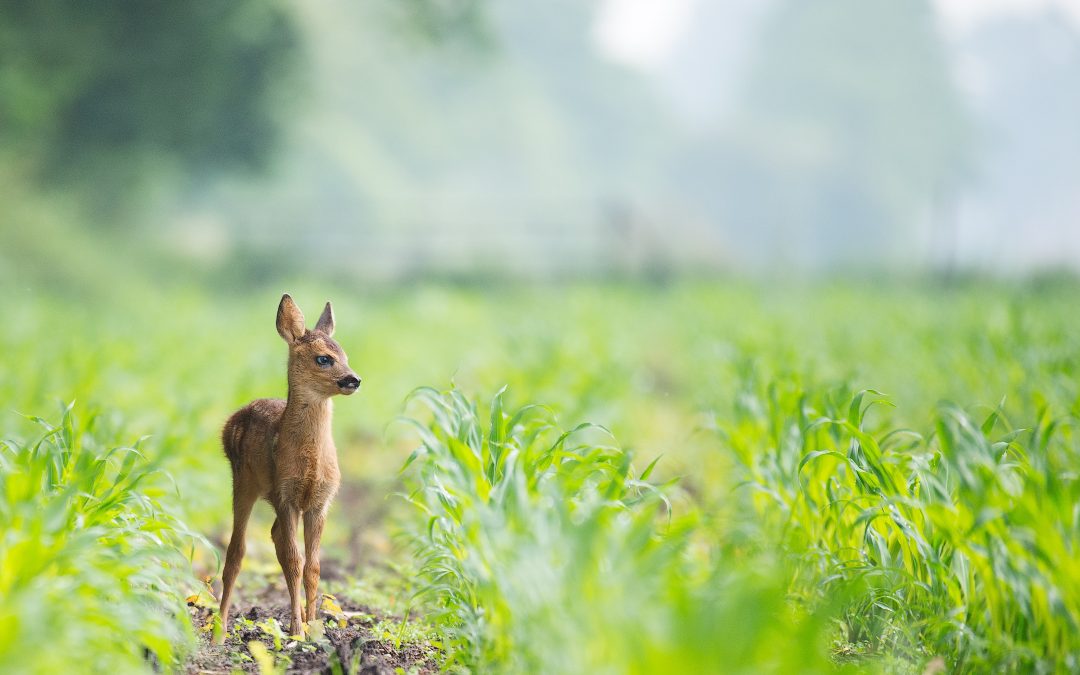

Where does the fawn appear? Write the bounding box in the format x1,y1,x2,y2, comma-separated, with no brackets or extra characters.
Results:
216,294,361,641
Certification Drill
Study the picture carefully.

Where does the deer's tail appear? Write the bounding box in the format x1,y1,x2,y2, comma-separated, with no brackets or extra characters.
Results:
221,408,250,470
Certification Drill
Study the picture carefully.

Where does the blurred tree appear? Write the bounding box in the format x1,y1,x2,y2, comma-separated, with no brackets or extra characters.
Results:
0,0,499,229
196,0,674,280
387,0,493,48
0,1,298,214
717,0,974,270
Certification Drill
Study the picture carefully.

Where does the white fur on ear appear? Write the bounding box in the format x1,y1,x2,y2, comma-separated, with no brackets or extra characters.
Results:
314,301,335,337
276,294,307,343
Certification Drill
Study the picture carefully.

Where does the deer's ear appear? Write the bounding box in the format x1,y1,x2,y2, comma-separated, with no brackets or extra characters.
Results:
314,301,335,337
276,294,307,343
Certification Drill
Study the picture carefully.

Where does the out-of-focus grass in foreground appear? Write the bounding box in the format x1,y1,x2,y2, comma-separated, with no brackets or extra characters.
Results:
0,404,203,673
727,380,1080,671
399,386,841,674
398,383,1080,673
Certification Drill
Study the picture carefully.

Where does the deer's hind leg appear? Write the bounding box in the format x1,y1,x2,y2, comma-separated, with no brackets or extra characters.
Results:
217,480,259,643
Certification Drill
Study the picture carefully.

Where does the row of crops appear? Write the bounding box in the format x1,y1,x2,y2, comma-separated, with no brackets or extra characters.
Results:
1,280,1078,672
399,382,1079,673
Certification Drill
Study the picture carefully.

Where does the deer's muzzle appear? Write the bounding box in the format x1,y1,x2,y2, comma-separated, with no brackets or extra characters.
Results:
337,374,361,394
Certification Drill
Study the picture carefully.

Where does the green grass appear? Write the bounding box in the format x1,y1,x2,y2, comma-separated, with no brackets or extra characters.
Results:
398,386,840,674
0,403,203,673
2,279,1079,672
396,383,1080,673
725,380,1080,671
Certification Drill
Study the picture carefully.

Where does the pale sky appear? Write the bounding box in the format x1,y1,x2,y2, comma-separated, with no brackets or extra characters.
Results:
594,0,1080,68
593,0,700,70
935,0,1080,35
593,0,1080,269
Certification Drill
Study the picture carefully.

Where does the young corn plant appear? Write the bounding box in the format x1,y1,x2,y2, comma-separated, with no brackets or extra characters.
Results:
0,403,204,674
398,386,840,674
725,374,1080,672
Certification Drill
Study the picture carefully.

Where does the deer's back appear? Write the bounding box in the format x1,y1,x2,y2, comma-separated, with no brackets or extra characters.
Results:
222,398,285,497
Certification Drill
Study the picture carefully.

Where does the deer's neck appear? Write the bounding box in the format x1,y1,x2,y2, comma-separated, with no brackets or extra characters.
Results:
281,390,333,449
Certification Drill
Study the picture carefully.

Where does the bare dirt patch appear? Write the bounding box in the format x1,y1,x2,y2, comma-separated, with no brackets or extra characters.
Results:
184,597,438,674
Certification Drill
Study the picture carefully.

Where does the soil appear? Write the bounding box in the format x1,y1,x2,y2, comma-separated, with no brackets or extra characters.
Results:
184,595,438,675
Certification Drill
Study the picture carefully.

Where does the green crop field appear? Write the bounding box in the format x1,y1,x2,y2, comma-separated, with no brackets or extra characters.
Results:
2,279,1079,673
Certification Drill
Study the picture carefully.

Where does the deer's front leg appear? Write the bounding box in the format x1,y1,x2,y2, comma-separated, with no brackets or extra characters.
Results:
271,507,305,636
303,508,326,623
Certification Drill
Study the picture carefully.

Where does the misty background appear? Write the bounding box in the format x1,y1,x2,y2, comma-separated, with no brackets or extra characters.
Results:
2,0,1079,285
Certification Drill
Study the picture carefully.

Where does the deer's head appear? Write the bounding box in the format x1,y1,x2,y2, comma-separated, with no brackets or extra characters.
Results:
276,294,361,399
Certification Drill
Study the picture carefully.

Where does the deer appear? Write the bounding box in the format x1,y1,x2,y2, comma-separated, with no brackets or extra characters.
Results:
215,293,361,642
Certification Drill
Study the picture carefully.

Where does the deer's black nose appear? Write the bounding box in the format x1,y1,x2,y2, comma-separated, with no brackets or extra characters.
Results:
337,375,361,391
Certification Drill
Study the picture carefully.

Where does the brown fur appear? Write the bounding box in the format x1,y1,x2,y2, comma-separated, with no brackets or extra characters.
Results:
216,294,360,640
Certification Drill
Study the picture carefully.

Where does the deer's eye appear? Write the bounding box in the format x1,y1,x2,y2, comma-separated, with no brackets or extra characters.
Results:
315,355,333,367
